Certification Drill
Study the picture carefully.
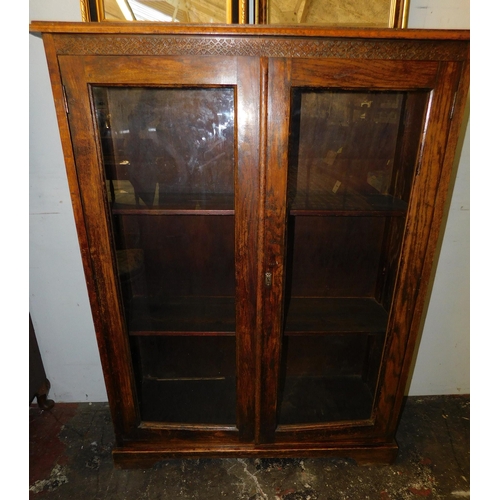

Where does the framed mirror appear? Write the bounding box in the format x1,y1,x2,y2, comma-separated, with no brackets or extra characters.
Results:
263,0,408,26
81,0,239,23
81,0,408,27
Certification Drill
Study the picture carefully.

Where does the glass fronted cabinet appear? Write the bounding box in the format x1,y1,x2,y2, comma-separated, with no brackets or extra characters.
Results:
31,22,469,467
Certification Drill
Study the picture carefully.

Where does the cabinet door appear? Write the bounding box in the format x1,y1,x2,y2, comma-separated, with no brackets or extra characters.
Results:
260,56,465,443
59,55,260,442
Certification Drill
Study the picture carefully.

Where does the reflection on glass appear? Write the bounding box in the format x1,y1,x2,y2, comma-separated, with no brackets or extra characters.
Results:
268,0,397,26
93,86,237,424
95,87,235,211
288,91,405,214
101,0,229,23
278,89,425,425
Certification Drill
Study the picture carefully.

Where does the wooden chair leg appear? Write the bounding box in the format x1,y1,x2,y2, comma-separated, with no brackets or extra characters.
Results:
35,378,55,411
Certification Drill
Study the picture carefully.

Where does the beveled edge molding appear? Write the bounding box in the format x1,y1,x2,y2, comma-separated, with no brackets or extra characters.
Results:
53,34,467,61
80,0,91,22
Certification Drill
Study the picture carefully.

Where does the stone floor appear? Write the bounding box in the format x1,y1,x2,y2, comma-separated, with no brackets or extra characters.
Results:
29,395,469,499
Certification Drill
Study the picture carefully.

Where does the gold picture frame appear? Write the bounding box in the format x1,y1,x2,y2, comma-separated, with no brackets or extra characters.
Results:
81,0,409,27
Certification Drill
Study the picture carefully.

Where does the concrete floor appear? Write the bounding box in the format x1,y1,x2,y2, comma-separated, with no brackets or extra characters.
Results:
29,395,469,499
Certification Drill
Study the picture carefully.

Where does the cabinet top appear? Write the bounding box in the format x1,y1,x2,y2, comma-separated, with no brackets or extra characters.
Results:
29,21,469,41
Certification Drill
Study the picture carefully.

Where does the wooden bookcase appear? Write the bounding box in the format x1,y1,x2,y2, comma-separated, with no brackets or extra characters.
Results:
30,22,469,467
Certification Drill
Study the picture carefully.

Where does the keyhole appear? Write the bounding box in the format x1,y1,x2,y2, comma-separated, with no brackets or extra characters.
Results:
265,272,272,287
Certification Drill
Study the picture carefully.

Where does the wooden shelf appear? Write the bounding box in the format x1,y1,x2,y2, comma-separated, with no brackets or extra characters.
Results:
127,296,236,335
126,296,387,336
111,191,406,216
140,376,237,424
289,191,408,216
278,375,374,425
284,297,388,335
111,193,235,215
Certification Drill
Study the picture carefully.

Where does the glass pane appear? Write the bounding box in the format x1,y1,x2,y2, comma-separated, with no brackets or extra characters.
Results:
93,86,237,425
137,336,236,423
268,0,395,26
288,91,406,214
95,87,235,212
278,89,427,425
102,0,230,23
278,334,385,424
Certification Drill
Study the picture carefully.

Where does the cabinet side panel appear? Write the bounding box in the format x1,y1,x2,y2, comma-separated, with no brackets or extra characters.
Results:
40,36,100,326
375,61,468,436
385,59,470,432
39,34,115,403
58,55,139,438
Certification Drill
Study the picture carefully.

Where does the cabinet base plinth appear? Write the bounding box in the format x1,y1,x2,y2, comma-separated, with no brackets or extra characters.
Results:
112,441,399,469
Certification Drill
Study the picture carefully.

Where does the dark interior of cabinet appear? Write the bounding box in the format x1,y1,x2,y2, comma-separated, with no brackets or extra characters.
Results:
118,214,237,425
93,86,239,424
276,89,428,426
133,336,237,424
114,214,236,334
277,333,385,424
92,84,428,428
117,213,238,424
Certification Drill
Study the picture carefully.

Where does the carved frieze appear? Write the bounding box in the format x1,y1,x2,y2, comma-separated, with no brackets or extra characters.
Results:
54,34,467,61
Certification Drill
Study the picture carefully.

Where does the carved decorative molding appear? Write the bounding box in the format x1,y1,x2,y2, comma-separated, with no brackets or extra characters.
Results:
54,34,467,61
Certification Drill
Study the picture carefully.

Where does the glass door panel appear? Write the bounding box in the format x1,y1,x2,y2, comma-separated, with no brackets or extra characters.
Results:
92,86,237,425
278,89,427,425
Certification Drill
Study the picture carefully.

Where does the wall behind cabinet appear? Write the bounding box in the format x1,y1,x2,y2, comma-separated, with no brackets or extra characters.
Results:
405,0,470,395
28,0,470,402
29,0,107,402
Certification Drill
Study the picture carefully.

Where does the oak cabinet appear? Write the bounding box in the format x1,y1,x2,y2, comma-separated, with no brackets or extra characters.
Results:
30,22,469,467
